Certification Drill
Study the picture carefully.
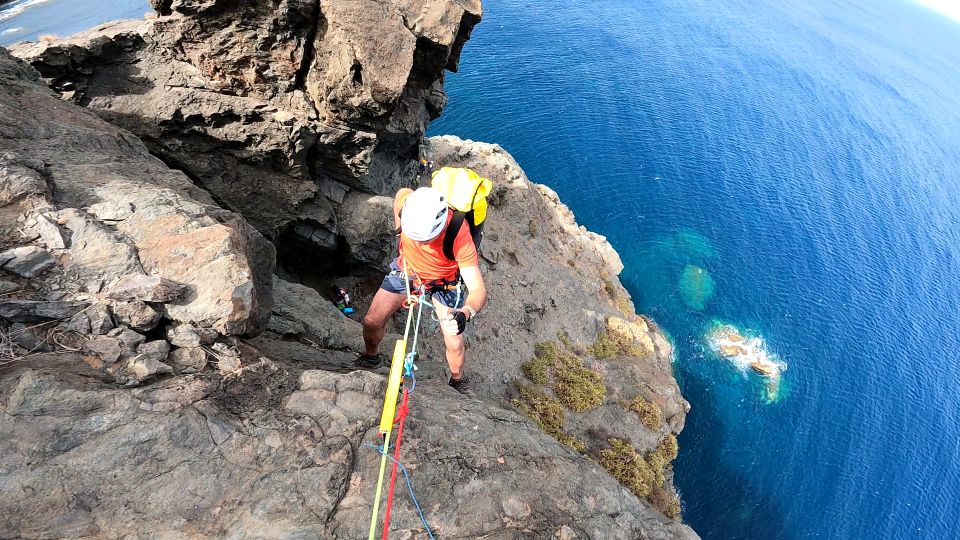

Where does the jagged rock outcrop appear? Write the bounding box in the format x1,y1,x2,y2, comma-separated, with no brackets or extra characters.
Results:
0,47,274,336
10,0,482,269
0,362,697,539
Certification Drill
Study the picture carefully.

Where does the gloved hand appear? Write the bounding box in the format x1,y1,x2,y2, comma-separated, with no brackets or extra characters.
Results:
439,307,468,336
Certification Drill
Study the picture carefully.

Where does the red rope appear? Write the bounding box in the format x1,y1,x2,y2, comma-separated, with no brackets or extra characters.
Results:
381,388,411,540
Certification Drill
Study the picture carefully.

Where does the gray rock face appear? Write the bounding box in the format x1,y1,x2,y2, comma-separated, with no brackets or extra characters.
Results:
0,47,275,335
0,245,55,277
0,366,697,539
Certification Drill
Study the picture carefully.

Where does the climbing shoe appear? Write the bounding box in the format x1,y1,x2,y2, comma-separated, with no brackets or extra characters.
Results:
354,352,383,369
448,376,475,397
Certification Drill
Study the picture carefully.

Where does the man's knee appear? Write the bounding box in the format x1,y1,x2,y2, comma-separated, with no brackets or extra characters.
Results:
444,335,465,354
363,311,386,331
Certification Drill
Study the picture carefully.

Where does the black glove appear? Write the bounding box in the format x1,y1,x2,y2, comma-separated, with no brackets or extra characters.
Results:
452,310,468,335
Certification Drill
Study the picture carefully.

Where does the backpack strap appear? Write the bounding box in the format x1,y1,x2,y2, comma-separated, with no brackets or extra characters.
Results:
443,210,467,261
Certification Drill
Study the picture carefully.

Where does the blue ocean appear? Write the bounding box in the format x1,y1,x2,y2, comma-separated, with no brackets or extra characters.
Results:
4,0,960,538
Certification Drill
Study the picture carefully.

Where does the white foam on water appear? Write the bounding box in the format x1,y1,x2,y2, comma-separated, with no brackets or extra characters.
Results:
0,0,54,23
706,323,788,378
1,26,24,35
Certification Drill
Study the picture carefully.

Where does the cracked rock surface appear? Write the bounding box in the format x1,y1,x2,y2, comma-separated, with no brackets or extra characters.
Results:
0,362,697,539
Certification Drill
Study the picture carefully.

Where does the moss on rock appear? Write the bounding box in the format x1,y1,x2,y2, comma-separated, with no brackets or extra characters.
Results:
649,486,682,520
598,438,656,498
625,396,663,431
512,382,585,451
553,364,606,412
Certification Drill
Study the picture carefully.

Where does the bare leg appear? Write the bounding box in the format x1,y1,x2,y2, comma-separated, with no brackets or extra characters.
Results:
363,288,405,356
433,297,466,379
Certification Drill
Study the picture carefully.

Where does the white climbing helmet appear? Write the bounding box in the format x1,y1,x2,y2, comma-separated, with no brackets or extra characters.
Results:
401,187,448,242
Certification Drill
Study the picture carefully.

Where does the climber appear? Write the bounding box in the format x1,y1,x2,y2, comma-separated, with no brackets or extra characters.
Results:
357,186,487,396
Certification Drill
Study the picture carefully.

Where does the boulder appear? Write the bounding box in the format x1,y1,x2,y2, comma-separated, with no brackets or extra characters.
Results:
0,48,275,334
8,323,45,352
165,323,217,348
137,340,171,361
0,163,47,206
170,347,207,372
83,336,122,364
127,354,173,382
23,212,66,250
0,246,55,278
58,209,143,292
108,326,146,352
268,277,364,351
106,274,186,303
0,281,19,294
87,304,114,335
110,301,161,332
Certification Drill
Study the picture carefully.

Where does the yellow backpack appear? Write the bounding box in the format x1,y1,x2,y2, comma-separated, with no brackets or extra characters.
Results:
430,167,493,261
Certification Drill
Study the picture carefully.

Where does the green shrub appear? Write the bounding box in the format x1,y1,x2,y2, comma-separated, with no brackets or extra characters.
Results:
599,438,655,498
521,357,550,385
625,397,663,431
646,434,679,487
590,319,644,358
534,341,559,363
512,382,584,452
553,364,606,412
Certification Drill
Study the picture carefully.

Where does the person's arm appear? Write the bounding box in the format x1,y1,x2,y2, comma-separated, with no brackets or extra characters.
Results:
393,188,413,230
458,266,487,319
439,265,487,336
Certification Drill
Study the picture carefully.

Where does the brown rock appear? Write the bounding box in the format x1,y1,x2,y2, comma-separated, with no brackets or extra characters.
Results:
107,274,186,303
170,347,207,372
111,301,161,332
83,336,122,364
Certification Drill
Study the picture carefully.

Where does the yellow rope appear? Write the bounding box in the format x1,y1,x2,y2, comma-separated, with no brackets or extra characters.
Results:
368,260,418,540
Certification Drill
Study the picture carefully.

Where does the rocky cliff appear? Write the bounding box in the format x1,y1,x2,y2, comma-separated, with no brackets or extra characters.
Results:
2,1,697,538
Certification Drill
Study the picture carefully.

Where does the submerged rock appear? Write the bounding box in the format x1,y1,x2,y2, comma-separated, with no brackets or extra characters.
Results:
679,264,715,311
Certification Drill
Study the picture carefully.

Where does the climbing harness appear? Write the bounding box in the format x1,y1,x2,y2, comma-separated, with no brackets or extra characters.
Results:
367,261,436,540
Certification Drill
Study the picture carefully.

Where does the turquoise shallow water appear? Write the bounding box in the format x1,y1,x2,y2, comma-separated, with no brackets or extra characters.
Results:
4,0,960,538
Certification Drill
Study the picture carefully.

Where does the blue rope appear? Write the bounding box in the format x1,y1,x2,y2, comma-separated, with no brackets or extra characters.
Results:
364,444,436,540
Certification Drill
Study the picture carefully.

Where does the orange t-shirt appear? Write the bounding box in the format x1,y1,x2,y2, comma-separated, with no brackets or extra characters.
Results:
398,210,479,284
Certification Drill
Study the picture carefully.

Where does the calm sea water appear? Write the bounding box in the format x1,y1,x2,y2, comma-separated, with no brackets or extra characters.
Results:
0,0,150,46
4,0,960,538
429,1,960,538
